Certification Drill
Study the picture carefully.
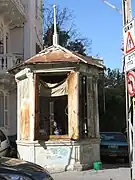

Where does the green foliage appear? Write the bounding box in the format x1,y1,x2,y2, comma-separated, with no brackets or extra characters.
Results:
99,68,126,132
66,39,86,56
43,24,70,47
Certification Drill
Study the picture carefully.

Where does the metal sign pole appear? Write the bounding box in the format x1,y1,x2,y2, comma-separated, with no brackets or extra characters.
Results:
122,0,133,179
132,97,135,179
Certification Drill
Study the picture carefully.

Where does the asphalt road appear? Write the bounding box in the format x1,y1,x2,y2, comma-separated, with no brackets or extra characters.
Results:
52,161,131,180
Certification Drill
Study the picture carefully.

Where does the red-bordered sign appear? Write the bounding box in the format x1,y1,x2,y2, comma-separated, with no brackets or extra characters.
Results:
126,32,135,54
127,71,135,97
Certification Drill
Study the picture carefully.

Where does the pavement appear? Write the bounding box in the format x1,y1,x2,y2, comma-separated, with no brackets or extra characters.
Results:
52,163,131,180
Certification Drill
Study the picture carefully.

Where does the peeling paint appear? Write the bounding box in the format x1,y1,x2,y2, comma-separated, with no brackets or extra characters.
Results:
68,72,79,140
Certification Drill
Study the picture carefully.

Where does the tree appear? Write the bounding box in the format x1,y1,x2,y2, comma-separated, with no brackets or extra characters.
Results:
67,39,87,56
42,3,92,55
43,24,70,47
99,68,126,132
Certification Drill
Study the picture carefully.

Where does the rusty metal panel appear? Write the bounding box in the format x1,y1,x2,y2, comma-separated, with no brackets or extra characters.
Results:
26,49,79,64
24,47,104,69
18,78,30,140
68,71,79,140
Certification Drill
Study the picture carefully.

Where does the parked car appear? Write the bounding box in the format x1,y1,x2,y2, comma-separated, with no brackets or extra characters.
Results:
0,129,10,157
100,132,129,163
0,157,54,180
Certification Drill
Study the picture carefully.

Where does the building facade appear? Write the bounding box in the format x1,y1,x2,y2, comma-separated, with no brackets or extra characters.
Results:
0,0,43,136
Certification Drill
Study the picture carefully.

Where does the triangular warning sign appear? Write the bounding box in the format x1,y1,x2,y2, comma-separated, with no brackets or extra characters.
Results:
126,31,135,54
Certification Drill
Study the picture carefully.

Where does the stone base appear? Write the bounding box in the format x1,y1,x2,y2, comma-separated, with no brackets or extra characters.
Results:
17,139,100,173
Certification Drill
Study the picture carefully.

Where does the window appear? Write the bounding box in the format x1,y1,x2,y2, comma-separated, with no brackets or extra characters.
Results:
6,33,9,54
35,74,68,140
0,27,4,54
0,91,4,127
0,91,8,127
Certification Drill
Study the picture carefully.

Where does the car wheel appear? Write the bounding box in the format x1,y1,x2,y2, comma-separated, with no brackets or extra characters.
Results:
124,157,129,163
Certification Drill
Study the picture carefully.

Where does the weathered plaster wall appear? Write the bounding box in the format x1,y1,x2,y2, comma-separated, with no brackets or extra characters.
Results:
68,72,79,140
15,68,35,141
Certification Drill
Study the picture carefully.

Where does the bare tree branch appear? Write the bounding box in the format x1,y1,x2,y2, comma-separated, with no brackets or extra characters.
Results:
42,3,92,55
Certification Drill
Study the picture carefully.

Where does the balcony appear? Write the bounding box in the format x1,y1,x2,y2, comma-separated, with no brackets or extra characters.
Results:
0,53,23,74
0,0,26,29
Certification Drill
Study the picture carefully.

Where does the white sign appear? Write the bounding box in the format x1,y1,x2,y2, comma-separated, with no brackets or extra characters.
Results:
125,52,135,72
123,19,135,72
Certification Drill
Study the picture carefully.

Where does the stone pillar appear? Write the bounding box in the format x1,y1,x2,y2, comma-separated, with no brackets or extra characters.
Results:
15,68,32,141
93,76,100,138
68,71,79,140
87,76,93,138
26,72,35,141
87,75,100,138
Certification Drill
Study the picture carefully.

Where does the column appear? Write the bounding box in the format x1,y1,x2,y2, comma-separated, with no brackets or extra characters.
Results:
68,72,79,140
93,76,100,138
23,0,36,60
87,76,94,138
26,72,35,141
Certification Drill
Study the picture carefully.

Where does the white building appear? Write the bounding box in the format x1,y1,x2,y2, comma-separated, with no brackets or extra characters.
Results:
0,0,43,137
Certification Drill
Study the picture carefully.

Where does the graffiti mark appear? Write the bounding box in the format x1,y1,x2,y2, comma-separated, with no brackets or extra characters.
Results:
50,147,69,158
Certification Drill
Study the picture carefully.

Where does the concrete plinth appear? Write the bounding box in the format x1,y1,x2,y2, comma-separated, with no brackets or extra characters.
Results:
17,139,100,173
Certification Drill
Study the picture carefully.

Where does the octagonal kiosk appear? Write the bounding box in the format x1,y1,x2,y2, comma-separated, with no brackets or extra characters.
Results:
10,45,104,173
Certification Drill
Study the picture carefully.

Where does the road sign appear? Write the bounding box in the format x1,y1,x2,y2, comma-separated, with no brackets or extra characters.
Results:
126,32,135,54
124,19,135,72
127,71,135,97
124,19,135,55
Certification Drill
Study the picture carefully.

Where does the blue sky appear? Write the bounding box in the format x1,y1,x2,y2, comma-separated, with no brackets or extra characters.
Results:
45,0,133,70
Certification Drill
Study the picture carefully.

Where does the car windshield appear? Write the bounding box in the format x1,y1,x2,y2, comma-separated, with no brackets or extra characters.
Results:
100,132,126,142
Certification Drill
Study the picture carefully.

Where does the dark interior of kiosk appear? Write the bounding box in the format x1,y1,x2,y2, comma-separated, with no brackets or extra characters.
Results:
38,73,68,136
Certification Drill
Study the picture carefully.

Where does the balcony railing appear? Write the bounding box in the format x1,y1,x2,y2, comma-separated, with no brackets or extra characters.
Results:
0,54,23,73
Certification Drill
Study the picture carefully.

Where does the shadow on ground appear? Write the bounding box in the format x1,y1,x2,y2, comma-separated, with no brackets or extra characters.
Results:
101,157,130,170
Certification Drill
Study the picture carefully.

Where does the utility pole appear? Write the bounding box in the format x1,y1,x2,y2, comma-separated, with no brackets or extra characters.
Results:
122,1,134,180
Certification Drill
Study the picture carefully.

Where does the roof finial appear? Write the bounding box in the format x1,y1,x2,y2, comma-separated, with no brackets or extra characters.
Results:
53,4,59,46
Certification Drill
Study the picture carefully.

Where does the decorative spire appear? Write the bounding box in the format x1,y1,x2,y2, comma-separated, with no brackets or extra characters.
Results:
53,4,59,46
